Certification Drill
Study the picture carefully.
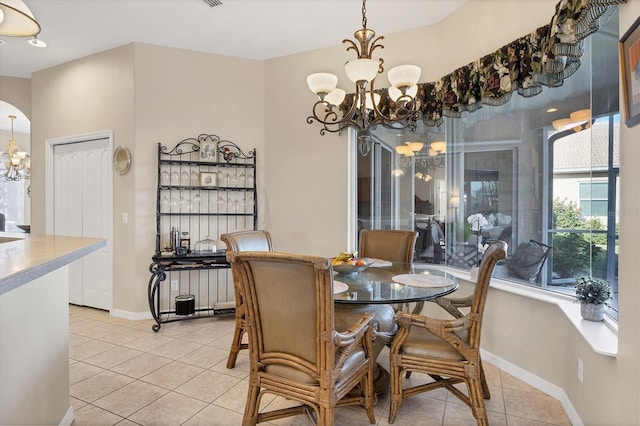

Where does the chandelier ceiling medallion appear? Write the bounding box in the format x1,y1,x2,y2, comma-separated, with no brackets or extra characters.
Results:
306,0,421,155
1,115,31,181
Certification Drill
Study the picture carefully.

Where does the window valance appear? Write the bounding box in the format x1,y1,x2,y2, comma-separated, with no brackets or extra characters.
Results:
377,0,627,127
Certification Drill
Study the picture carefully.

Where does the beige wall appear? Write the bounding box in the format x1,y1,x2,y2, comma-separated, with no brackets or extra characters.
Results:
12,0,640,423
131,44,264,314
31,44,136,311
0,75,31,120
263,1,638,424
31,43,264,314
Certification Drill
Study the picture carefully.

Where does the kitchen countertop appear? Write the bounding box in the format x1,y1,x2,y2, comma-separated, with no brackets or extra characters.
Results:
0,232,106,295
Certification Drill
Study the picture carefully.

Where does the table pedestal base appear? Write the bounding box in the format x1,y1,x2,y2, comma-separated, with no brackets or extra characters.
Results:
335,304,396,397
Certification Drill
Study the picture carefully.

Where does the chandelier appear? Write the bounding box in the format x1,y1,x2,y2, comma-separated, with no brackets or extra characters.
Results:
306,0,421,155
0,1,41,37
396,140,446,170
551,109,591,133
1,115,31,181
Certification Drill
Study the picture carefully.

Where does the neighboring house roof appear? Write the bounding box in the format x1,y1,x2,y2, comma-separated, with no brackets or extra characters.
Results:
552,120,620,172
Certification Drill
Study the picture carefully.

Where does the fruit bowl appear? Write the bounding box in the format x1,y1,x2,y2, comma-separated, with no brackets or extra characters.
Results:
332,258,372,274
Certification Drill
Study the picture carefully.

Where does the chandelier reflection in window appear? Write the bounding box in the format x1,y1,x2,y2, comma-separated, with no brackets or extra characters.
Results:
396,140,446,171
1,115,31,181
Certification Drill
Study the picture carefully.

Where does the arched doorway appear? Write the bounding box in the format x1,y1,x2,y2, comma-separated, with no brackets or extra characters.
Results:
0,100,31,232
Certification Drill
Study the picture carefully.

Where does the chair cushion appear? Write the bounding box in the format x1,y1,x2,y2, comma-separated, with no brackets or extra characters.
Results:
265,347,366,384
401,327,469,361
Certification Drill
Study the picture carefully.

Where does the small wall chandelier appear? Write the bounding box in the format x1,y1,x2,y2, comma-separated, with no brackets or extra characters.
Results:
1,115,31,181
306,0,421,155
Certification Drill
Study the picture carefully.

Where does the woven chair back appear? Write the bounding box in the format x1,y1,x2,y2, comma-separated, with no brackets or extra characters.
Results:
227,251,334,380
220,230,273,252
469,240,508,345
358,229,418,264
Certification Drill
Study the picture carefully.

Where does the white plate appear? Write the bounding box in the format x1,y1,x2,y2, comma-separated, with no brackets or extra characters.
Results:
392,274,454,288
333,280,349,294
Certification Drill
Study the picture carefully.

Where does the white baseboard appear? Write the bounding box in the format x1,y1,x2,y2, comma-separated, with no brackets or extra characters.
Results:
481,349,583,426
109,308,153,321
59,406,74,426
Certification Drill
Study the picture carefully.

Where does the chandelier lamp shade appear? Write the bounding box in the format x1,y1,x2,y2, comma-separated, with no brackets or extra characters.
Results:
1,115,31,181
306,0,421,155
429,141,446,156
0,0,40,37
395,141,423,156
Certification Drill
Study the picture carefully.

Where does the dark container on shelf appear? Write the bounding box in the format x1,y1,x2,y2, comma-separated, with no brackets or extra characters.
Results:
175,294,195,315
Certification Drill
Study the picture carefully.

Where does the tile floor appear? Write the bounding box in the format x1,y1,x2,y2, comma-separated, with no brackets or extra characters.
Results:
69,305,571,425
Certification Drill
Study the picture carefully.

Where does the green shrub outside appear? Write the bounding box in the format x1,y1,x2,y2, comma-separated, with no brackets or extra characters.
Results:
552,198,603,278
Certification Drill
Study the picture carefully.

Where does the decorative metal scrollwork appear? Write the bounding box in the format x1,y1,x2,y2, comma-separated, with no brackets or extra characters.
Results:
148,262,166,332
159,134,255,163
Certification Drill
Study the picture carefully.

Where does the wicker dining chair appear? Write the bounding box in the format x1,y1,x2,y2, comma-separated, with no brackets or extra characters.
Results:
226,251,376,426
358,229,418,264
359,229,420,313
220,230,273,369
388,241,507,425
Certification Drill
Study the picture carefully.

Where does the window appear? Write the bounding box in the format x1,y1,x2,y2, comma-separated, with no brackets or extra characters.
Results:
579,181,608,217
356,9,620,320
0,179,28,232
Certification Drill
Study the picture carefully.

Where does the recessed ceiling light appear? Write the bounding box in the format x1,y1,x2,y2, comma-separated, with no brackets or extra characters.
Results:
546,108,558,113
0,39,6,46
28,37,46,48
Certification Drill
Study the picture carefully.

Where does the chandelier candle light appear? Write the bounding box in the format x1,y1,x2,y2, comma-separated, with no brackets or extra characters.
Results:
306,0,421,155
2,115,30,181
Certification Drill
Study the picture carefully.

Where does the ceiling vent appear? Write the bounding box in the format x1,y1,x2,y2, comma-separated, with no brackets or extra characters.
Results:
202,0,223,7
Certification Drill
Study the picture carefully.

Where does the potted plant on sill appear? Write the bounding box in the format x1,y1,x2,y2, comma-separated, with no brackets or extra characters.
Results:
574,276,612,321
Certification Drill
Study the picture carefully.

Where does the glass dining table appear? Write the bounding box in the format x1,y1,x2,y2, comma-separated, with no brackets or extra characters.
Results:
333,262,459,306
332,261,459,395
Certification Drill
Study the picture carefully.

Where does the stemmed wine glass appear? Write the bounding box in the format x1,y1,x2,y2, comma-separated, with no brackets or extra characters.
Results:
217,194,227,213
190,193,200,212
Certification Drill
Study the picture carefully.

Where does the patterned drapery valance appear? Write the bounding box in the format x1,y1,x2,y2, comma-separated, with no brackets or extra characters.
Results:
382,0,627,127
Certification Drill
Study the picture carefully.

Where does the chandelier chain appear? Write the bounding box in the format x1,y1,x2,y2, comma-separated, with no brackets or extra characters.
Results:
361,0,367,29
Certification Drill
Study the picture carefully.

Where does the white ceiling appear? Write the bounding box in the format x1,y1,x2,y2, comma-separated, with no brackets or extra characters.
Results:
0,0,466,132
1,0,466,78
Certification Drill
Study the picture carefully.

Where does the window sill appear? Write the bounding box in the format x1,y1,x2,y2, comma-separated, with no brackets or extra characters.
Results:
435,266,618,357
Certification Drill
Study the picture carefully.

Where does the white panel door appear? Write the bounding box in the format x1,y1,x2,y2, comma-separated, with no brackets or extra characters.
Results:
53,138,113,310
53,147,83,305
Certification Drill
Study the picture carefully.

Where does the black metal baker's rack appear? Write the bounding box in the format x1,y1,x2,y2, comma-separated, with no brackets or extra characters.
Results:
148,134,256,331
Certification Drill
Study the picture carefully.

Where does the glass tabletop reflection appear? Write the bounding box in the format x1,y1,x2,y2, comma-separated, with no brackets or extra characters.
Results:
333,263,459,305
